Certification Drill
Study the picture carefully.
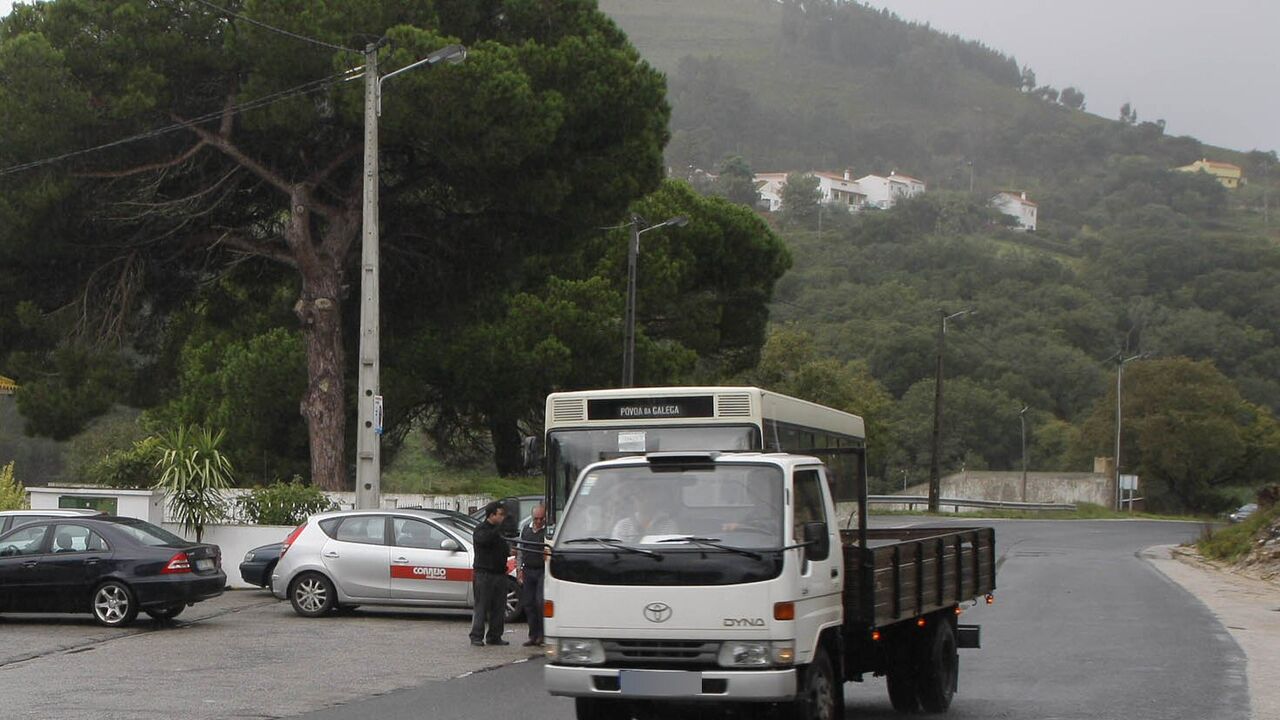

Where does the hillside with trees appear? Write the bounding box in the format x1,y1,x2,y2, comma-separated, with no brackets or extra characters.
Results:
600,0,1280,511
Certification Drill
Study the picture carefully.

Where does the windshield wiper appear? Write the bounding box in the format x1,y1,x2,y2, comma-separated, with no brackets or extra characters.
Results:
656,536,764,560
563,536,662,558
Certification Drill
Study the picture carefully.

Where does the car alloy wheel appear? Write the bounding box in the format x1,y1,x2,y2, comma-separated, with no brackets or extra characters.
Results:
92,582,138,627
290,573,336,617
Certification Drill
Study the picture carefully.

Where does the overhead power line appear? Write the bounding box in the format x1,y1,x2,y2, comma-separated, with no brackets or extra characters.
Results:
184,0,361,54
0,68,360,178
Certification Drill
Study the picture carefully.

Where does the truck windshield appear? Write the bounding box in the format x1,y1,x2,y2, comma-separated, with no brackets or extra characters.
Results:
556,463,784,549
546,425,760,518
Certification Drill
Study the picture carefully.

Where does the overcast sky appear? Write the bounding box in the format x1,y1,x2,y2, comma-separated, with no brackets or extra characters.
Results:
2,0,1275,153
864,0,1278,153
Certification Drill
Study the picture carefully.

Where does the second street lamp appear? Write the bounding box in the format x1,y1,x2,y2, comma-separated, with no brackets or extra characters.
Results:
622,214,688,388
354,42,467,510
928,308,974,513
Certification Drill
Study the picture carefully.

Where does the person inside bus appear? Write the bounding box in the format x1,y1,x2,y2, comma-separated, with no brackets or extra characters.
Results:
611,488,678,541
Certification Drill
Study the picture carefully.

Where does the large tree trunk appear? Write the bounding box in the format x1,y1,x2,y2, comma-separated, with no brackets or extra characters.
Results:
490,415,525,477
296,265,347,491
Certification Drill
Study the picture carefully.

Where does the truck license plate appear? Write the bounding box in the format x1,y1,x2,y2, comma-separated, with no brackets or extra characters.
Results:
619,670,702,696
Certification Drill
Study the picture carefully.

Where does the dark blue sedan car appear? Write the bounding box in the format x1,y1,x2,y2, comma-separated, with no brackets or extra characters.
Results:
0,516,225,627
239,542,285,589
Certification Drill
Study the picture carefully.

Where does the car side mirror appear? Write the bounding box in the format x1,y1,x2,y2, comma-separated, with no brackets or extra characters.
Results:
803,521,830,562
440,538,461,553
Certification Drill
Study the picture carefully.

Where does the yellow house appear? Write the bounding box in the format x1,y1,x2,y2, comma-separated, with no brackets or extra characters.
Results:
0,375,16,395
1176,158,1244,189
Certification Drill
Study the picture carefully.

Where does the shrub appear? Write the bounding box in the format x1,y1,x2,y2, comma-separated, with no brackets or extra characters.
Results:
86,436,163,488
237,478,335,526
154,425,234,542
0,462,27,510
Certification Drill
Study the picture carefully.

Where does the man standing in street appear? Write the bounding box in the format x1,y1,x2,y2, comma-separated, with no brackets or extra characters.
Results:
518,503,548,647
470,501,510,647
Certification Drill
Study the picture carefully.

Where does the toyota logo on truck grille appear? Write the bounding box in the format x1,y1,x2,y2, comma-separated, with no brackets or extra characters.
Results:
643,602,672,623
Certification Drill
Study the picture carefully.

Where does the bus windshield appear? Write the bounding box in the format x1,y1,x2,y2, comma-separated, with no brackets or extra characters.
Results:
556,463,784,549
546,425,760,517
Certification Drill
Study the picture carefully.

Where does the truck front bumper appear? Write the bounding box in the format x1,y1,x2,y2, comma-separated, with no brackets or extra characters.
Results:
545,664,797,701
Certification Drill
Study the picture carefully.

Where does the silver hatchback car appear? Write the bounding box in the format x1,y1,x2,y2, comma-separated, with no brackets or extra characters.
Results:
272,508,522,621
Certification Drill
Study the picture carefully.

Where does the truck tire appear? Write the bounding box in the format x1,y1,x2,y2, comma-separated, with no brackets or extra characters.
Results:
575,698,626,720
886,670,920,713
781,649,842,720
917,620,958,713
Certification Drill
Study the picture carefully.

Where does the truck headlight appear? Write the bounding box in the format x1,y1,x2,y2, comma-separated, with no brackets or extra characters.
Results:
717,641,795,667
553,638,605,665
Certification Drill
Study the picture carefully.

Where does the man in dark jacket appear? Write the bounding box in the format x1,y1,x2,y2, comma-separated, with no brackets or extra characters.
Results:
469,501,510,646
518,503,548,646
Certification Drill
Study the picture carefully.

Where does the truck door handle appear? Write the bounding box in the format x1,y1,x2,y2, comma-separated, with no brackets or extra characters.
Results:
323,551,340,558
830,568,839,578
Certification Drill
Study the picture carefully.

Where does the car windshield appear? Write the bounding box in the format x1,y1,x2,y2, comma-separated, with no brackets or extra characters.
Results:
110,519,191,546
556,463,784,549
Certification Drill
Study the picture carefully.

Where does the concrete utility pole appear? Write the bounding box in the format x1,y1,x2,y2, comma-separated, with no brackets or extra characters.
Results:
928,309,974,512
354,43,382,511
621,215,688,387
354,43,466,510
1113,353,1145,512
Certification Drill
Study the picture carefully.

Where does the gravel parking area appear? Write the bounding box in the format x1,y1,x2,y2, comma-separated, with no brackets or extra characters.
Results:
0,588,540,719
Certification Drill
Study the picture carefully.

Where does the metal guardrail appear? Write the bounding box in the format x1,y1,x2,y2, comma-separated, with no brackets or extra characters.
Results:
868,495,1077,512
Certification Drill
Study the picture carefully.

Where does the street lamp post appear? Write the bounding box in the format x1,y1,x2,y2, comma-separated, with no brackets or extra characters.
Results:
622,215,688,388
1113,352,1145,511
1019,405,1029,502
354,42,466,510
928,308,974,512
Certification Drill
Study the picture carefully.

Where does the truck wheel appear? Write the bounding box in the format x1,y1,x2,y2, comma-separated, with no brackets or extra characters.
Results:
917,621,958,713
886,670,919,713
575,698,626,720
782,649,842,720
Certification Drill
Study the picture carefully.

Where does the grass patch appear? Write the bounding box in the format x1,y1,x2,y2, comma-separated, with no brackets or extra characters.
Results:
1198,504,1278,562
381,434,540,498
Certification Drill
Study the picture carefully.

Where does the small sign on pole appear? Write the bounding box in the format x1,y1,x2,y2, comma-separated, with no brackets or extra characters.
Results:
1119,474,1138,491
373,395,384,436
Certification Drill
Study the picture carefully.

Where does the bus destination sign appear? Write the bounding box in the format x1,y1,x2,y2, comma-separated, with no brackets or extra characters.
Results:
588,396,715,420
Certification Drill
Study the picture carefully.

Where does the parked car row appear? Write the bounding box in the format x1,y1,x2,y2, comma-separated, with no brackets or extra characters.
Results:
0,511,226,627
0,505,530,628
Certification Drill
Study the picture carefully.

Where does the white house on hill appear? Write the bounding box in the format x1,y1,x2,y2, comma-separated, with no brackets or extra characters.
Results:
991,191,1038,231
752,169,925,213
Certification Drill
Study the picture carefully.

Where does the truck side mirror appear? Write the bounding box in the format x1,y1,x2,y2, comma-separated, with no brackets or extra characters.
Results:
803,521,830,562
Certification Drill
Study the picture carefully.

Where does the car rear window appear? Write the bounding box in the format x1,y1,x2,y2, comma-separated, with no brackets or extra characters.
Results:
111,520,190,546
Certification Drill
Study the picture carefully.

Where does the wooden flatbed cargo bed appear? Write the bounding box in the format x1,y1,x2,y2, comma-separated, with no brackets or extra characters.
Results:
840,527,996,629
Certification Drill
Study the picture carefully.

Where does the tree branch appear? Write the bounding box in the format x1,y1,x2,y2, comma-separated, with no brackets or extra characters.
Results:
73,139,208,179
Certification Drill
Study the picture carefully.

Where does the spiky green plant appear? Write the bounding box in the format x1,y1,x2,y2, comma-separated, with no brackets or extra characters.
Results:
153,426,234,542
0,462,27,510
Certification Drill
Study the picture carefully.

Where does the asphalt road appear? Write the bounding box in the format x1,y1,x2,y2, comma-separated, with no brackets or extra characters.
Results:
294,518,1248,720
0,519,1249,719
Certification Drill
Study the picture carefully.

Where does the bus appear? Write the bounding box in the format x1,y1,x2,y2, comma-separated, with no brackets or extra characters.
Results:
542,386,867,529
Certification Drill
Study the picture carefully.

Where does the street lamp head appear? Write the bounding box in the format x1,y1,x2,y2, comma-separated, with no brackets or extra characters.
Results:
668,215,689,228
425,44,468,66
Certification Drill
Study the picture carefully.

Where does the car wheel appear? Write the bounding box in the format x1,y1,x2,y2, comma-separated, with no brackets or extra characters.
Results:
145,604,185,622
504,576,524,623
92,581,139,628
289,572,337,618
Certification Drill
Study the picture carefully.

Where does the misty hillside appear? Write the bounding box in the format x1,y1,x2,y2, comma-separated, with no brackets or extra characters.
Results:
600,0,1275,236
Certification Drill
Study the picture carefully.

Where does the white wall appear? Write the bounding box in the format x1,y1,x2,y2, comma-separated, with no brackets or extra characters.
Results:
161,523,295,589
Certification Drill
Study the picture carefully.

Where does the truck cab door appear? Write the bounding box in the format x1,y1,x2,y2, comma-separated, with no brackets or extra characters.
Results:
791,467,843,658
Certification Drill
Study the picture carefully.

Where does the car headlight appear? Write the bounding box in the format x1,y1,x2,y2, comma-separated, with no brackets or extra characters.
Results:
243,551,255,563
551,638,605,665
717,641,795,667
